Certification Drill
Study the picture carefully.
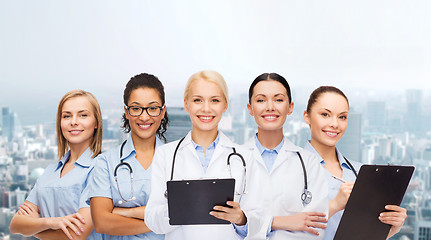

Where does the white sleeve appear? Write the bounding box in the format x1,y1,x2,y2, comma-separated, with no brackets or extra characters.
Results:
240,150,267,240
145,146,178,234
302,151,329,238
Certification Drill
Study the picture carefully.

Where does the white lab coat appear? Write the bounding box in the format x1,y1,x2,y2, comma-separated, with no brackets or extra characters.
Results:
242,137,329,240
145,131,264,240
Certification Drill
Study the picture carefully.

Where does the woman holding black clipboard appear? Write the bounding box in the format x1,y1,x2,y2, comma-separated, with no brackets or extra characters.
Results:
302,86,407,240
145,70,261,240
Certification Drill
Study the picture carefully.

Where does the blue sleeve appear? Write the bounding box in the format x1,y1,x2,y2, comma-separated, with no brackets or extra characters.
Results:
79,162,96,209
85,154,113,206
233,222,248,238
266,217,274,237
26,179,40,206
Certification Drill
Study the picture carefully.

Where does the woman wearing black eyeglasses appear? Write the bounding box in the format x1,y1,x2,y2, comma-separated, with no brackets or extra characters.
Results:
87,73,169,240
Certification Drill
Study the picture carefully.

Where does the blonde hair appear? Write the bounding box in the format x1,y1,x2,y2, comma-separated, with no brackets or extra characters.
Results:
56,90,103,159
184,70,229,104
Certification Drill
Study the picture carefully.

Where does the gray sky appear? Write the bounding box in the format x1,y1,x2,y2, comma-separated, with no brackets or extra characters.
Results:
1,0,430,124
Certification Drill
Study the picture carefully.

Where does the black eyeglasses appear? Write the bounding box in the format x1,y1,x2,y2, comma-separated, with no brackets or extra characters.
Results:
126,106,164,117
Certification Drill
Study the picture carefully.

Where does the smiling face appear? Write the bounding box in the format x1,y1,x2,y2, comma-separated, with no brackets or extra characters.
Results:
303,92,349,149
184,78,228,135
247,80,294,132
60,96,97,149
124,87,166,142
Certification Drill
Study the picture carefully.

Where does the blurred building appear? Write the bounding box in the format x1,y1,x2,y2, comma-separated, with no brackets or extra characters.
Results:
1,108,22,142
405,89,422,134
366,101,386,133
337,112,362,162
415,209,431,240
165,107,192,143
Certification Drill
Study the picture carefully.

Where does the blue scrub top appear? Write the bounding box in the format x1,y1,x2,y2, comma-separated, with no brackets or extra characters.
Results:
87,135,164,240
304,141,362,240
26,147,102,240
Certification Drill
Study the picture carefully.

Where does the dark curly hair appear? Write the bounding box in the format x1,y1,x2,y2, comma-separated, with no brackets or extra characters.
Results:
122,73,169,143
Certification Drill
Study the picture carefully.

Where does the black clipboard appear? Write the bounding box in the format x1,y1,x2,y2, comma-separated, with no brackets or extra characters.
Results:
334,165,414,240
166,178,235,225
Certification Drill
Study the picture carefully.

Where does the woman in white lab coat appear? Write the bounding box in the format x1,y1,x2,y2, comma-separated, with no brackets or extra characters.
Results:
243,73,329,240
145,70,262,240
302,86,407,240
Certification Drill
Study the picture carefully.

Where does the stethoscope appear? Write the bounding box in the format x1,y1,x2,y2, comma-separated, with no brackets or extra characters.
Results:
344,156,358,177
164,136,247,199
296,152,312,206
114,140,136,205
297,153,358,206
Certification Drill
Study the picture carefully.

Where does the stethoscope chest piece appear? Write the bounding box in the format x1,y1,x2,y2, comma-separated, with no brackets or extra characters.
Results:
301,190,312,206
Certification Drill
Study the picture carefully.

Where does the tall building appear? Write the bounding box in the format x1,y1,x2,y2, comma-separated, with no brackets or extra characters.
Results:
165,107,192,143
102,118,116,139
337,112,362,162
229,93,250,144
416,214,431,240
366,101,386,132
1,107,22,142
405,89,422,134
1,108,14,141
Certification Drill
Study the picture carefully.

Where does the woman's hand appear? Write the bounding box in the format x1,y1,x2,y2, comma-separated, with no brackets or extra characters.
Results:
17,202,40,218
210,201,247,225
329,182,354,217
272,212,327,236
379,205,407,239
45,213,86,239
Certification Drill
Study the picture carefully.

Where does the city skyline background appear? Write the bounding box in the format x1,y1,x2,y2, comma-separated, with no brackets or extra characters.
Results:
1,2,431,239
1,1,430,125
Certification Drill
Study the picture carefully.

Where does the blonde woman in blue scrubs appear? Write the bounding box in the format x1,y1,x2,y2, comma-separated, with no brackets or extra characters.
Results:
10,89,103,240
303,86,407,239
88,73,168,240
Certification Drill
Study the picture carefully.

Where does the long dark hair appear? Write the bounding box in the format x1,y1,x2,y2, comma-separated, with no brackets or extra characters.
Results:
248,73,292,103
306,86,349,113
122,73,169,143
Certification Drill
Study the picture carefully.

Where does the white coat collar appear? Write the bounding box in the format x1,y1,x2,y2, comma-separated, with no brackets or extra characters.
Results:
244,135,302,153
177,130,236,172
180,130,236,151
244,135,302,175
